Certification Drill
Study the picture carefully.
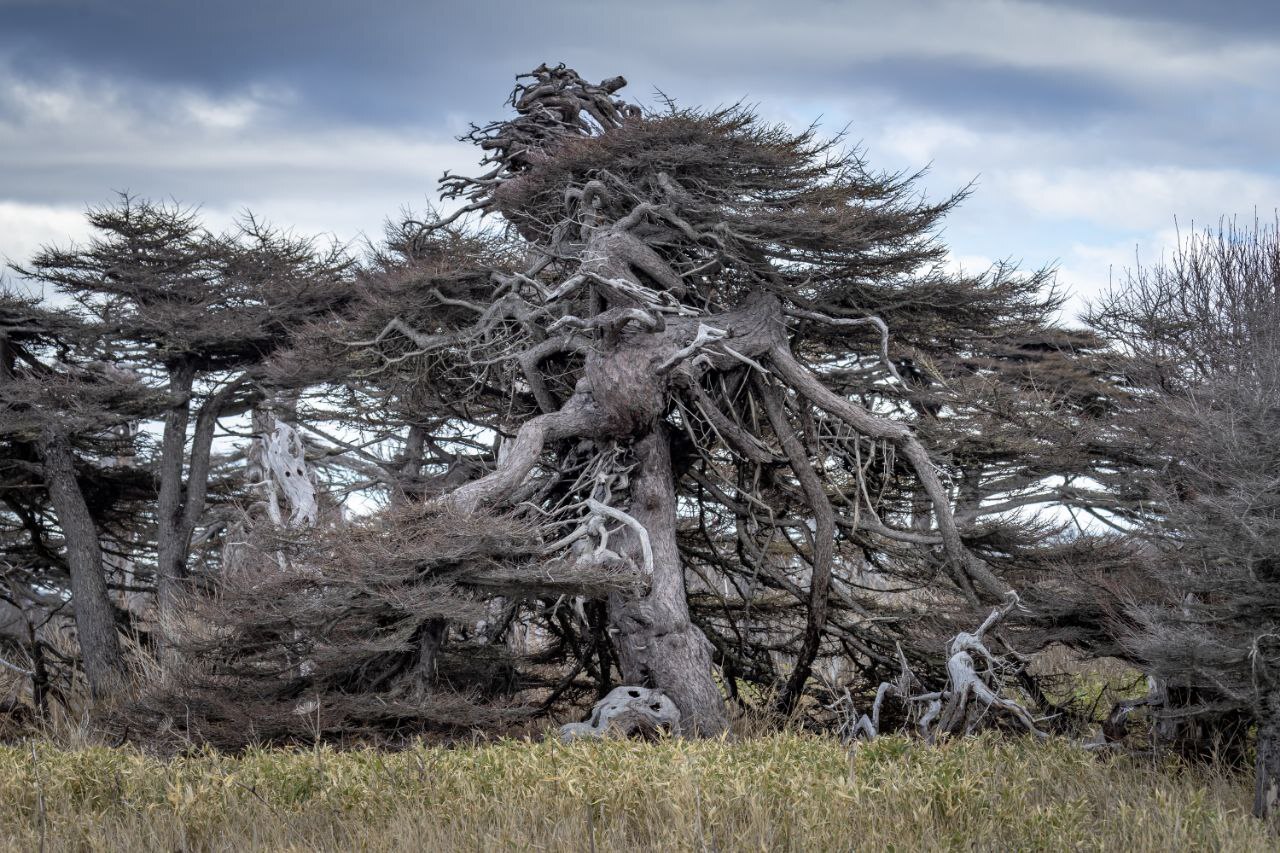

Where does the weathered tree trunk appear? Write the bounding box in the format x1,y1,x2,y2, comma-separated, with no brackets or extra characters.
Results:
1255,689,1280,819
393,424,450,689
104,423,149,623
609,427,728,735
154,361,194,647
0,333,13,381
38,432,126,700
412,618,448,691
28,619,49,718
157,369,252,662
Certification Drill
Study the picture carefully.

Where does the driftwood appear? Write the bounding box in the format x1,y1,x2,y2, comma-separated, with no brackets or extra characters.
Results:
560,685,681,741
848,593,1046,741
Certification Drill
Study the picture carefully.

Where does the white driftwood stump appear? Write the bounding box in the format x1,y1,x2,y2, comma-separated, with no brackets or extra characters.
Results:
842,592,1046,741
559,686,681,741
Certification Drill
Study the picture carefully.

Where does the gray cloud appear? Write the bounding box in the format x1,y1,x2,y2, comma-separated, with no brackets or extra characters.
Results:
1049,0,1280,39
5,1,1277,134
1,0,1277,316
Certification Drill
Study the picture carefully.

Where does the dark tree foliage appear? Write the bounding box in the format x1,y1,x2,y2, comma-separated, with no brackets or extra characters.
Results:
1088,220,1280,817
131,507,557,746
14,198,354,648
0,294,160,699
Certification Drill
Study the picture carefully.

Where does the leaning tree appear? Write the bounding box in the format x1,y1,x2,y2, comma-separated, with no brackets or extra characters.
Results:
287,64,1118,736
0,294,158,701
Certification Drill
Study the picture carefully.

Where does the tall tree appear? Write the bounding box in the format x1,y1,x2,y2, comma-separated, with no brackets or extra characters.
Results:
12,198,353,663
0,295,156,699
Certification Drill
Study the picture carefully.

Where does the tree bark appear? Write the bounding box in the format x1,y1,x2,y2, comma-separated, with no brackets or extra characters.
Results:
768,344,1007,602
38,432,126,700
1255,688,1280,819
399,426,447,691
154,361,194,643
412,618,448,691
608,427,728,735
155,368,248,657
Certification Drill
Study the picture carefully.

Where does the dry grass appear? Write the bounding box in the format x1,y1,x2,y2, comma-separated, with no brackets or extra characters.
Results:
0,732,1271,851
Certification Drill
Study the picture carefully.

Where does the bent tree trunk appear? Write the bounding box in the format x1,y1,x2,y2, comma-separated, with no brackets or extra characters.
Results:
609,427,727,735
39,431,126,700
1256,689,1280,819
393,66,1005,736
446,396,729,733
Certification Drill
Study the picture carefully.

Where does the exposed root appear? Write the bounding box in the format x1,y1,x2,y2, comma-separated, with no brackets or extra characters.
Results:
852,594,1046,742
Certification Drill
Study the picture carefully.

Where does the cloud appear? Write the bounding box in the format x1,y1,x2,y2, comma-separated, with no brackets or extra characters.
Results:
178,89,277,132
1047,0,1280,39
694,0,1279,91
1001,167,1280,231
0,201,91,296
0,65,477,263
5,1,1279,128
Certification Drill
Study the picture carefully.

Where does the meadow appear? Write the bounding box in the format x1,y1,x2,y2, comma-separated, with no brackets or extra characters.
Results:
1,731,1271,851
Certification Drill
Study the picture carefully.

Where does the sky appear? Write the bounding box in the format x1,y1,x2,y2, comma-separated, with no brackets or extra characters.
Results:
1,0,1278,321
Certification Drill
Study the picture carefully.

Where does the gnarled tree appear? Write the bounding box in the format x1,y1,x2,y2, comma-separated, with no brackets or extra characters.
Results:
305,64,1113,734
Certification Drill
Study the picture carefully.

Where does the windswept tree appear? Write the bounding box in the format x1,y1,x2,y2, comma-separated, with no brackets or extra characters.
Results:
0,66,1117,745
0,295,157,699
267,64,1116,736
1089,220,1280,818
4,197,353,690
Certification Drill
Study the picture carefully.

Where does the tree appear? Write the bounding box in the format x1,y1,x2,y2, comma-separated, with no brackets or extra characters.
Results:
6,197,353,685
1089,219,1280,818
292,64,1113,734
6,67,1123,741
0,294,159,700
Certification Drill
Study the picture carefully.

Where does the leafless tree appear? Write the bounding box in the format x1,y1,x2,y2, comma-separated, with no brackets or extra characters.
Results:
1089,218,1280,818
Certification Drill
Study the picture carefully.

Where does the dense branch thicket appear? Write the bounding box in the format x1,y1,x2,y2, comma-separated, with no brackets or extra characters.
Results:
1087,220,1280,817
239,64,1121,739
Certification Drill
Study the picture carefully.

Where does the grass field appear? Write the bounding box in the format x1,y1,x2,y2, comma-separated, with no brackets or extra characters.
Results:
0,732,1271,851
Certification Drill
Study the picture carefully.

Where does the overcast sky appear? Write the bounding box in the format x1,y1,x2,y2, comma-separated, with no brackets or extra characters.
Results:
2,0,1277,320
